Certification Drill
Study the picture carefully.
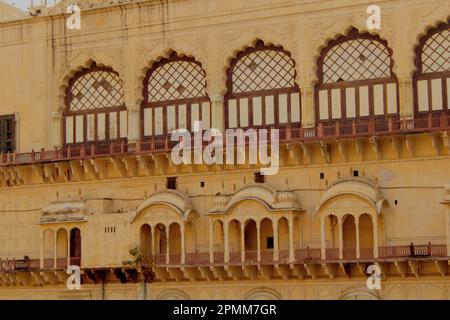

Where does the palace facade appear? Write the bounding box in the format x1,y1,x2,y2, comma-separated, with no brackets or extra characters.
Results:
0,0,449,300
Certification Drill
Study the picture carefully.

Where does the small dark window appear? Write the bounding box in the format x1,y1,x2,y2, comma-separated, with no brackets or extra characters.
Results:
353,170,359,177
200,181,205,188
395,200,398,205
254,172,265,183
320,172,325,180
0,115,15,153
266,237,274,249
167,177,177,190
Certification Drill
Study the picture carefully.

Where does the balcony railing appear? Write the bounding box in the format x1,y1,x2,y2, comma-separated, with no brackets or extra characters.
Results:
56,258,68,269
1,114,449,167
70,257,81,267
0,244,447,273
244,250,258,264
260,250,274,264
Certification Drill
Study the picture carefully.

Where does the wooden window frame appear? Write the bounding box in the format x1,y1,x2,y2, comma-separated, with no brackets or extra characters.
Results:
0,114,15,153
63,63,126,149
413,20,450,118
225,40,301,130
141,53,210,139
314,27,399,125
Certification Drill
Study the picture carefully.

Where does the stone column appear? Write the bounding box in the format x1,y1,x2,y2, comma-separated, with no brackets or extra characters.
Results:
52,111,63,149
151,225,155,263
256,221,261,262
67,230,70,266
165,224,170,265
301,86,315,128
398,77,414,119
355,216,360,259
240,222,245,263
127,104,140,142
273,218,279,262
288,215,294,262
39,231,44,269
53,232,57,269
181,223,185,264
338,217,343,260
224,221,229,263
373,214,379,258
320,215,326,260
209,218,214,263
210,95,224,131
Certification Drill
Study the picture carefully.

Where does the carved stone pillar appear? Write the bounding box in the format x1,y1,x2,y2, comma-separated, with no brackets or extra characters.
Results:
181,222,185,264
127,104,140,142
256,221,261,262
240,222,245,263
338,216,343,259
372,214,379,259
320,215,326,260
210,95,224,131
39,231,44,269
273,218,279,262
288,215,294,262
224,221,229,263
398,77,414,119
165,224,170,265
301,87,315,128
67,230,70,266
355,215,360,259
209,218,214,263
52,111,63,149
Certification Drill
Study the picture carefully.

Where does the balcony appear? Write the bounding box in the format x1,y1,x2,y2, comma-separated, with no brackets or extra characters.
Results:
0,114,448,168
0,244,447,285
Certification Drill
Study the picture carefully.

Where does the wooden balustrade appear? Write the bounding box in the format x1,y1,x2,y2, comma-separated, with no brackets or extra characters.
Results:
260,250,274,264
244,250,258,264
213,252,224,264
1,115,449,167
325,248,339,260
0,244,447,273
56,258,68,269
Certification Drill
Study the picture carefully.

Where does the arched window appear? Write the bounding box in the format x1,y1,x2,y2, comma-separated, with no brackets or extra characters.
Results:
414,21,450,116
142,53,210,138
64,63,126,146
315,28,398,124
225,40,300,129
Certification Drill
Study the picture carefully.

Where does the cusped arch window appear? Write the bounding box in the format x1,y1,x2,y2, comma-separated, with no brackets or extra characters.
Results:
315,28,398,124
225,40,301,129
414,21,450,116
142,53,210,138
64,63,127,146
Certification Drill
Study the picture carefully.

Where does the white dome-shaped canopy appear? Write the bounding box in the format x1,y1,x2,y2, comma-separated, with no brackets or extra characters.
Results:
132,190,196,222
209,184,302,214
316,177,386,215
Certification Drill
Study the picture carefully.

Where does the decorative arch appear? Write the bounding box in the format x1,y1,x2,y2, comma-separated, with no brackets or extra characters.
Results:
340,287,381,300
158,289,190,300
211,184,302,214
225,39,301,129
413,19,450,116
141,51,210,138
63,61,126,147
316,177,386,215
244,287,282,300
132,190,197,223
315,27,398,123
